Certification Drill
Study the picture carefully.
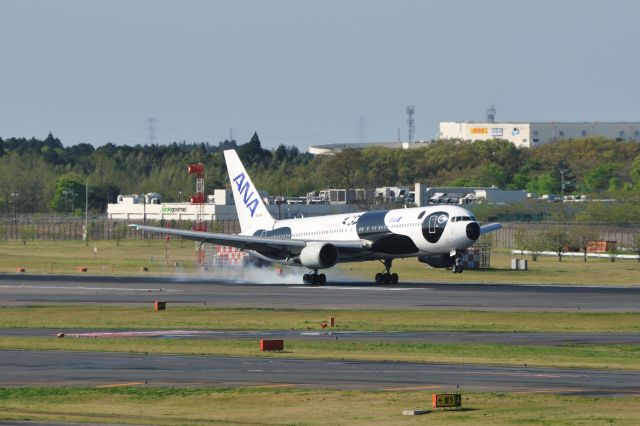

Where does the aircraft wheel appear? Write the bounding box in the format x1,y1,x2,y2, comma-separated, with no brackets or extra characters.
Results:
375,273,382,285
318,273,326,285
381,273,391,285
391,273,399,284
303,273,310,284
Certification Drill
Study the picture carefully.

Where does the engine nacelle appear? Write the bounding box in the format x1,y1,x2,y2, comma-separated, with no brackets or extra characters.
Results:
299,242,338,269
418,254,455,269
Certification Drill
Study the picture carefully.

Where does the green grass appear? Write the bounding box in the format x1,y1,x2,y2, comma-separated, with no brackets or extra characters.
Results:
1,240,639,285
0,239,198,275
339,250,640,286
1,387,639,425
2,306,640,333
2,338,640,370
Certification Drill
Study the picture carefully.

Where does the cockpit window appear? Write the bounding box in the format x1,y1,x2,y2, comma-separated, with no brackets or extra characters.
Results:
417,211,426,219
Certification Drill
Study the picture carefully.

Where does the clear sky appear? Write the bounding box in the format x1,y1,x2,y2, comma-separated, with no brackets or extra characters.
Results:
1,0,639,150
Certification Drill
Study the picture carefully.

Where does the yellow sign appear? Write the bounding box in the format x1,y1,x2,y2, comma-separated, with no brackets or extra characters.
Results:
432,393,462,408
470,127,488,134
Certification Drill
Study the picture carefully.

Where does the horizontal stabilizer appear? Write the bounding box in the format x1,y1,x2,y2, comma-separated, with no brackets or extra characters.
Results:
480,223,502,235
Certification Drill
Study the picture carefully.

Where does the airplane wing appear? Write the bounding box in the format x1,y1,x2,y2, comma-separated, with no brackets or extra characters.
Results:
480,223,502,235
128,224,371,254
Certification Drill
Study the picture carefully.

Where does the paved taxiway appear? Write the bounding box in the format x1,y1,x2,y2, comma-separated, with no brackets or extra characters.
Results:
1,274,639,311
2,350,638,396
3,328,640,346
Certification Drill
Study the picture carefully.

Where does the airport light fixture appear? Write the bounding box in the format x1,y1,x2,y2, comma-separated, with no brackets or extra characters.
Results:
10,192,19,222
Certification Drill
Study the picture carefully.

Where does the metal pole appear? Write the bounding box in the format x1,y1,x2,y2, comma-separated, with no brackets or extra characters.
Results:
85,180,89,244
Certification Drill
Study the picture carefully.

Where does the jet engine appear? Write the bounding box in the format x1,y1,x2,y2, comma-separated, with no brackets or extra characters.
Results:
418,254,455,269
299,242,338,269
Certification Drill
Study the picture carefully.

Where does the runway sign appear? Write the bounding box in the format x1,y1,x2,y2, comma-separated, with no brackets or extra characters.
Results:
432,393,462,409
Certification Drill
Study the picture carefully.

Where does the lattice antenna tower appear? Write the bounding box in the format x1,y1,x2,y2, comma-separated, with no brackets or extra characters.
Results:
406,106,415,143
486,105,496,123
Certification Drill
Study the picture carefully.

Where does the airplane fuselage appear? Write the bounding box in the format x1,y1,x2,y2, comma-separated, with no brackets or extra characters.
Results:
247,204,480,265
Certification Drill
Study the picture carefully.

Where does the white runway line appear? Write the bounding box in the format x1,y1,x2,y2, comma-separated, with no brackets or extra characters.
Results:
0,285,182,292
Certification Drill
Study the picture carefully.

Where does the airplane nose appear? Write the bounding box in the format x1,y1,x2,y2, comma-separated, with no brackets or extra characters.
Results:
466,222,480,240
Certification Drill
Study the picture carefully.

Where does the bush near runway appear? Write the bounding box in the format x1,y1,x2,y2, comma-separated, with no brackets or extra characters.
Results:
1,387,640,425
1,240,639,285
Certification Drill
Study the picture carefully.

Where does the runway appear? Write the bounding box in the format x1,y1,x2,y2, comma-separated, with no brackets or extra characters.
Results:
1,350,638,396
1,273,639,311
2,273,639,397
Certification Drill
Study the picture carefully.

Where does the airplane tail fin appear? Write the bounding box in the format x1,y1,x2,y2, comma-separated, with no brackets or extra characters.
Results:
223,149,275,234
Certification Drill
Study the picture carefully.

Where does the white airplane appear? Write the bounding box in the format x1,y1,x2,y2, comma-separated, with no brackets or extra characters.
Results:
131,149,501,285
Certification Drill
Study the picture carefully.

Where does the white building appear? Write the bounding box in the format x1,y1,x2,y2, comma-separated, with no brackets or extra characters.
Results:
107,190,360,221
439,122,640,148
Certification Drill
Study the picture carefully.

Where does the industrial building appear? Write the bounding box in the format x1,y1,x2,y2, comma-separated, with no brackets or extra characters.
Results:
107,190,361,221
439,121,640,148
308,140,433,155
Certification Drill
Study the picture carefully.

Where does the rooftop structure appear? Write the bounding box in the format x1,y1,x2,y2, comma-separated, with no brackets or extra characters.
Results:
439,121,640,148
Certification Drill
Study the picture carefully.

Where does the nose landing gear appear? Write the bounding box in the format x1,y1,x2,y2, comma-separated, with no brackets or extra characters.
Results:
452,250,464,273
375,259,399,285
303,270,327,285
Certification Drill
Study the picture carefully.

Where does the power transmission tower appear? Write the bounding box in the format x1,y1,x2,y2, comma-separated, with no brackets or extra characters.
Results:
359,117,366,143
406,105,415,143
148,118,157,145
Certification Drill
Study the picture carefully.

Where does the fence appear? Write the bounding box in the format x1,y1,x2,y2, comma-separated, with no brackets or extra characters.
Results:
1,218,638,250
493,222,640,250
0,218,241,242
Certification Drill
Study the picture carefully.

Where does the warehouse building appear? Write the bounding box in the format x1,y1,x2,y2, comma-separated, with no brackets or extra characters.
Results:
439,121,640,148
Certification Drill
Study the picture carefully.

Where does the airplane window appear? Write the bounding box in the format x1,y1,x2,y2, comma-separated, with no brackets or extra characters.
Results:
418,211,426,219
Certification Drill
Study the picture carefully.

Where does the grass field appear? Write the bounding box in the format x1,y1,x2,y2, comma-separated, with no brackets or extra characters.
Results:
1,387,639,425
3,307,640,370
2,240,639,423
1,239,639,285
2,306,640,332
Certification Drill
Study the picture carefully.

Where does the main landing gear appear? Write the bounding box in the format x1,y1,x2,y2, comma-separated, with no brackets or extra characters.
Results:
452,250,464,274
375,259,399,285
303,270,327,285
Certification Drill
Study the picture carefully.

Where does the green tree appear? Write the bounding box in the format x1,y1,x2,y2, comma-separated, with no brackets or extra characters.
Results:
543,228,572,262
50,174,85,213
570,225,599,262
553,160,576,196
513,226,545,261
583,163,621,192
630,156,640,190
526,173,556,196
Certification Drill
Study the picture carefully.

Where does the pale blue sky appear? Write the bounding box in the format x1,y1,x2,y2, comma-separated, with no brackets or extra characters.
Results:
1,0,639,149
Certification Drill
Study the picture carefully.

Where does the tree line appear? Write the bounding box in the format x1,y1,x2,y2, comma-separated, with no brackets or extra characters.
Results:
1,132,640,217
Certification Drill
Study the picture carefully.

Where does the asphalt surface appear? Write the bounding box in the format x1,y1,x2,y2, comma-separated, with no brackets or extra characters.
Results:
1,273,639,311
3,328,640,346
1,350,638,396
2,273,640,397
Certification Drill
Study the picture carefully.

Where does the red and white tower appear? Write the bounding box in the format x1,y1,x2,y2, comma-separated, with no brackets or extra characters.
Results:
187,163,206,264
